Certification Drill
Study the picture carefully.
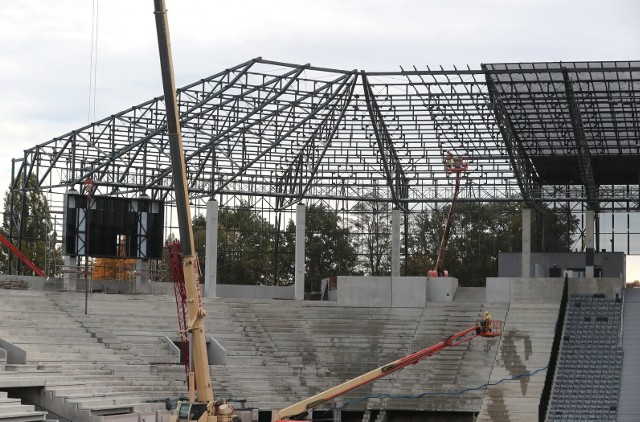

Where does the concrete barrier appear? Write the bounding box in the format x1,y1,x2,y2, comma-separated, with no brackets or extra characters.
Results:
0,338,26,365
486,277,564,303
426,277,458,302
216,284,294,300
335,276,459,307
391,276,426,307
207,337,227,366
337,276,391,307
568,277,624,300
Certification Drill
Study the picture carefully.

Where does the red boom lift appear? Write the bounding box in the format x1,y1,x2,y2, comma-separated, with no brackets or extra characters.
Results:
271,319,502,421
428,151,468,277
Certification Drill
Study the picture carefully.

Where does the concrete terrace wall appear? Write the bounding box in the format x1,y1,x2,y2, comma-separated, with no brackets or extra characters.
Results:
498,252,625,278
217,284,294,300
486,277,565,303
568,277,624,301
336,276,458,307
2,274,294,301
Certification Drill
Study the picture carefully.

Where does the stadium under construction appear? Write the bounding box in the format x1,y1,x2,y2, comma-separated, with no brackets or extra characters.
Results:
1,59,640,421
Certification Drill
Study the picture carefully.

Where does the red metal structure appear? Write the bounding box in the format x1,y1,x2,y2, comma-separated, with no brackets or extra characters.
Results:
167,240,191,382
428,152,468,277
272,319,502,421
0,234,46,278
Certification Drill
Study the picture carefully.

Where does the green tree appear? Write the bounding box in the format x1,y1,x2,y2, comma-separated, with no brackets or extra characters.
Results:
408,202,579,286
351,200,392,275
217,204,281,285
296,204,357,294
192,214,207,276
1,174,63,276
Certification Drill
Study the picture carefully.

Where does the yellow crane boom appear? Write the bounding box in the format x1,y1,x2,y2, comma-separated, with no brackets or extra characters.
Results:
152,1,236,421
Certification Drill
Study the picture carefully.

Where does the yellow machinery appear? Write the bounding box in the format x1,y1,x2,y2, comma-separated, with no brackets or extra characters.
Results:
152,1,237,420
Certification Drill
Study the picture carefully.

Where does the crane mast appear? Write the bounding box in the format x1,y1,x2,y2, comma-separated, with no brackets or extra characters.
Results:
153,2,235,421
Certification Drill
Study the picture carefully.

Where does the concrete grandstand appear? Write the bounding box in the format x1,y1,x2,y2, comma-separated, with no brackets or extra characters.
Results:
0,272,635,422
3,59,640,422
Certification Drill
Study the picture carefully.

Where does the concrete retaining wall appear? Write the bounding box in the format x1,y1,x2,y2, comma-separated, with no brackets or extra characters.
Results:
0,338,26,364
486,277,564,303
216,284,294,300
0,274,48,290
486,276,623,304
337,276,457,307
337,276,391,307
391,276,426,307
568,277,624,300
499,252,625,278
427,277,458,302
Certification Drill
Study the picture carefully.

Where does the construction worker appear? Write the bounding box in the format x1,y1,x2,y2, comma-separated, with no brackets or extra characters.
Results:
446,151,453,169
484,310,492,333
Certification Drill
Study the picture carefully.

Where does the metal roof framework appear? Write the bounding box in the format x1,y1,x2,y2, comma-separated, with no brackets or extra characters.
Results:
9,58,640,222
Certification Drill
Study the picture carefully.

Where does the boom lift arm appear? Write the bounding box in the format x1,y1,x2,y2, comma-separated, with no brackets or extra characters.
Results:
272,320,502,422
428,152,468,277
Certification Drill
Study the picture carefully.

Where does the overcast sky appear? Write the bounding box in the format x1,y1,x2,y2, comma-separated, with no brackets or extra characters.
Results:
1,0,640,276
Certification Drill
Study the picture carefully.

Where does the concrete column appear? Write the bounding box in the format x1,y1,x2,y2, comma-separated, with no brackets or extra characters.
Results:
295,203,306,301
135,259,149,293
61,189,79,291
522,208,531,278
585,210,595,278
391,209,401,277
204,199,219,298
62,255,77,291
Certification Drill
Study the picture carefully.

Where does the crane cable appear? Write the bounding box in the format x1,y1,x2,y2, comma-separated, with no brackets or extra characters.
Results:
88,0,99,122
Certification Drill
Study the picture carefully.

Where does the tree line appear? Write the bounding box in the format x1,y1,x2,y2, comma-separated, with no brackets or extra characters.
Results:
192,201,579,291
1,176,579,288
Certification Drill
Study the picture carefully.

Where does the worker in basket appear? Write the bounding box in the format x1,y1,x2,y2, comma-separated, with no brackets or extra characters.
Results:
481,310,492,333
446,150,453,169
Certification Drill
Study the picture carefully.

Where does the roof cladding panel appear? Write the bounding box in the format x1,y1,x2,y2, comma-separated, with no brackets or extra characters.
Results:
484,61,640,186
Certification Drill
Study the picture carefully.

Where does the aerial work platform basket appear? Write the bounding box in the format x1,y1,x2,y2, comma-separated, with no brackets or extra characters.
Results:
444,151,469,173
476,319,503,337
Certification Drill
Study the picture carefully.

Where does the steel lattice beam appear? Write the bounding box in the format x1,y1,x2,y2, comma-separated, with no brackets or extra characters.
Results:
9,59,640,213
562,69,599,211
362,72,409,211
483,66,540,208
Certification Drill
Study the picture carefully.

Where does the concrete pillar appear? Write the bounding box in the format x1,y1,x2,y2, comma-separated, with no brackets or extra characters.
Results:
61,189,78,291
391,209,401,277
204,199,219,298
522,208,531,278
295,203,306,301
585,210,595,278
62,255,77,291
135,259,149,293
